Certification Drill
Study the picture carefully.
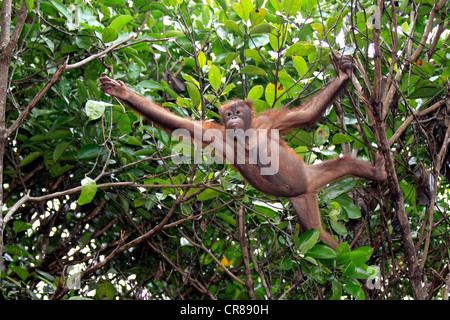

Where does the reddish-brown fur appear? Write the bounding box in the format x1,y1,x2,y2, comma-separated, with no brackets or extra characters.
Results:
98,57,387,249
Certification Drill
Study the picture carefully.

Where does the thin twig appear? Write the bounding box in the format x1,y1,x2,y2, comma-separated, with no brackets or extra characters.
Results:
419,124,450,274
237,206,256,299
7,58,68,135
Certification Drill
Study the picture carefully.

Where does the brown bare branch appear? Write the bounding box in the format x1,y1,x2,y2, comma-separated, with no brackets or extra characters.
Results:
237,206,256,299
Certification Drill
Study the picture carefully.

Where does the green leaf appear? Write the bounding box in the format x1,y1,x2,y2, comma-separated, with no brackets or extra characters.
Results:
248,85,264,100
185,82,201,107
306,244,337,259
330,278,342,300
252,99,270,113
95,281,115,300
264,82,286,107
35,269,55,282
25,0,35,12
286,42,315,57
53,141,72,162
337,246,374,266
249,23,273,35
199,253,213,265
48,130,72,139
290,130,312,147
329,201,340,221
401,21,409,34
330,220,348,236
215,0,227,11
244,49,264,62
311,263,331,283
303,256,318,265
284,0,302,16
134,197,146,208
19,151,42,167
98,0,125,6
78,177,97,205
77,79,88,104
254,205,277,218
137,80,164,90
109,15,133,31
342,261,356,276
233,0,253,22
298,229,320,254
102,27,118,43
322,177,356,201
250,9,268,26
13,221,32,234
412,60,435,77
77,144,104,160
209,65,222,91
75,36,91,49
221,83,236,96
400,0,409,11
118,114,132,134
224,20,243,35
265,82,276,106
160,80,179,99
280,254,294,270
345,264,379,280
197,188,222,201
50,0,71,20
121,135,142,147
216,212,236,226
343,284,365,300
293,55,308,77
338,198,362,219
335,242,350,256
147,2,173,16
241,65,267,76
197,51,207,68
11,266,29,281
314,125,329,146
332,133,354,144
51,164,75,178
269,32,281,52
269,0,283,11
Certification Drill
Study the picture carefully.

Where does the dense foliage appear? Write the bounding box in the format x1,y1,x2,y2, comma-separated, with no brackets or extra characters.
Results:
0,0,449,300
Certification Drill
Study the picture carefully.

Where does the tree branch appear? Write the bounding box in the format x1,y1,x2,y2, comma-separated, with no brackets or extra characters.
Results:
382,0,447,118
0,0,12,51
237,206,256,299
372,0,424,300
419,124,450,274
388,99,448,146
7,58,68,135
64,35,137,71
